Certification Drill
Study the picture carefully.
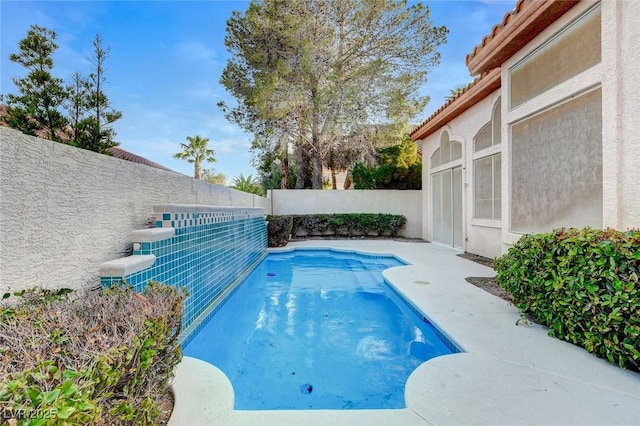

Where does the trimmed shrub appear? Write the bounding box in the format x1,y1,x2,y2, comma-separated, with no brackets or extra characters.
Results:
0,283,185,424
267,214,407,246
494,228,640,370
267,215,293,247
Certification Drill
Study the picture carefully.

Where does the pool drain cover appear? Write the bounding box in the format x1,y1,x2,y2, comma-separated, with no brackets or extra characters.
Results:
300,384,313,394
267,272,276,277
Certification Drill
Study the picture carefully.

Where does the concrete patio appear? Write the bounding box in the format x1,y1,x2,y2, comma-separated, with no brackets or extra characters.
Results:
169,240,640,425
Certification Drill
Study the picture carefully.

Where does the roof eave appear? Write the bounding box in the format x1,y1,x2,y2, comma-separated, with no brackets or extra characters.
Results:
410,68,501,142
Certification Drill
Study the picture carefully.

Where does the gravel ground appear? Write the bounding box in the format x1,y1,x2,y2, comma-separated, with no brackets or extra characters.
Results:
457,253,514,303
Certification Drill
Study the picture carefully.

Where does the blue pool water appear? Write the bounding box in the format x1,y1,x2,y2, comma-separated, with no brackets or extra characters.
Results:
183,250,456,410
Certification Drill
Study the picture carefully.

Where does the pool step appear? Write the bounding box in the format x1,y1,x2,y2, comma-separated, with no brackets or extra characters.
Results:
345,259,385,294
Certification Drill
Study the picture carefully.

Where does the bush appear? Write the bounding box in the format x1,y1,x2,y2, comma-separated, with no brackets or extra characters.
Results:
494,228,640,370
352,163,375,189
352,162,421,190
267,214,407,246
267,215,293,247
0,283,186,425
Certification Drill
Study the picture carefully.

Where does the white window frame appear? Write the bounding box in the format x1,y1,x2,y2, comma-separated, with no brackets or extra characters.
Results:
472,98,502,226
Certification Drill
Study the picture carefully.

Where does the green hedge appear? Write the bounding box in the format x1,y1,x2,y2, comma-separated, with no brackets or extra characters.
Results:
0,283,185,425
494,228,640,370
267,213,407,247
268,215,293,247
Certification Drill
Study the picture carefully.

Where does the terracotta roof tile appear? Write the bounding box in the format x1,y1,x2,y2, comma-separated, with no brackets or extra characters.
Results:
410,67,501,141
1,105,177,173
107,146,177,173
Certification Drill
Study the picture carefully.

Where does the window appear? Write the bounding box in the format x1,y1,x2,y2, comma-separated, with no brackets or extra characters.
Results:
473,98,501,219
473,154,501,219
511,89,602,233
431,148,441,168
510,4,601,108
431,132,462,168
474,124,492,152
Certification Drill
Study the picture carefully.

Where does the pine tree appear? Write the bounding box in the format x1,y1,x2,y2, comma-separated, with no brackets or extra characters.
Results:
221,0,447,189
77,34,122,153
64,71,89,145
4,25,68,142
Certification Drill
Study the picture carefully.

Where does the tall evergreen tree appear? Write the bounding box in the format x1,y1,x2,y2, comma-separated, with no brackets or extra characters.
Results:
221,0,447,188
4,25,68,142
64,71,89,144
77,34,122,153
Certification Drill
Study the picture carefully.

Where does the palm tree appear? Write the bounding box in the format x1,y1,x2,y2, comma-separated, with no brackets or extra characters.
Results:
445,85,467,102
231,174,264,196
173,135,216,179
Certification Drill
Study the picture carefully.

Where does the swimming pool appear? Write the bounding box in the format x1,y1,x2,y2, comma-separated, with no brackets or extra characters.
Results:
183,249,457,410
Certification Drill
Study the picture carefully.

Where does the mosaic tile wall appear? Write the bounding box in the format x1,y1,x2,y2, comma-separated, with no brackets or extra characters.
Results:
101,207,267,332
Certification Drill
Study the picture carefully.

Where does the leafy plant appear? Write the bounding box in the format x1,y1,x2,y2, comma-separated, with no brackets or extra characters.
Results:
267,214,407,246
494,227,640,371
267,215,293,247
173,135,216,180
0,282,186,424
352,162,421,190
352,163,375,189
231,174,265,196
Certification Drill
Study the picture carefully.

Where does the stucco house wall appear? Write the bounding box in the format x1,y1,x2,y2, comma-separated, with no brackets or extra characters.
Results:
501,0,604,248
601,0,640,231
0,127,269,294
412,0,639,259
419,92,502,259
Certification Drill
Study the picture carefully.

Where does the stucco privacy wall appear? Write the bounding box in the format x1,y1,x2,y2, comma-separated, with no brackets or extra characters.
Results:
269,189,422,238
419,92,502,259
601,0,640,230
0,127,269,294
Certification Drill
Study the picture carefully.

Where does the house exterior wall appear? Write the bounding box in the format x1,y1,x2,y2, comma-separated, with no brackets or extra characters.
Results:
418,92,502,259
601,0,640,230
269,189,422,238
415,0,640,258
502,0,603,249
0,127,269,294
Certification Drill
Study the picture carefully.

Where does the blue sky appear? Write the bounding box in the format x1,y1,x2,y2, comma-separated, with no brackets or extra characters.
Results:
0,0,515,182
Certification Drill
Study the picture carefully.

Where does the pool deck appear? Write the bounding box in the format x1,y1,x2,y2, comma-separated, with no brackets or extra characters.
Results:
168,240,640,426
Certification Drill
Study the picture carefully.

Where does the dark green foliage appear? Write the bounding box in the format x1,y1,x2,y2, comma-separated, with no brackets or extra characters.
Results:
378,134,419,168
267,214,407,246
220,0,447,189
352,163,376,189
4,25,69,142
494,228,640,371
231,174,265,196
0,283,185,424
4,27,121,153
352,136,422,189
73,34,122,153
353,162,421,190
267,215,293,247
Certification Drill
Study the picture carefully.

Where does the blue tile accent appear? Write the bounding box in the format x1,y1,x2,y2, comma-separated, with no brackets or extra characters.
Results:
102,209,267,337
385,281,461,353
163,213,171,221
156,221,163,228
